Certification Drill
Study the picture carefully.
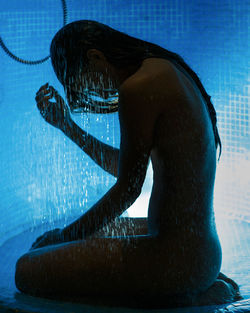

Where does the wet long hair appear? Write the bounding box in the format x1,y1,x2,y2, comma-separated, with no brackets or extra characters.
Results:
50,20,222,160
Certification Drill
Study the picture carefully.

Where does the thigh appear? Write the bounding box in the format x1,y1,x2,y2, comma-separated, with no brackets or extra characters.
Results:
15,234,157,299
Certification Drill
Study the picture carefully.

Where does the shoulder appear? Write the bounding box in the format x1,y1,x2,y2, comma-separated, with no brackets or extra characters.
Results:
117,74,161,134
118,59,178,112
120,72,150,93
120,58,178,94
118,75,156,120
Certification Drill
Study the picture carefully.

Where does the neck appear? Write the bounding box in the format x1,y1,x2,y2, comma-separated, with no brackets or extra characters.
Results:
115,63,142,87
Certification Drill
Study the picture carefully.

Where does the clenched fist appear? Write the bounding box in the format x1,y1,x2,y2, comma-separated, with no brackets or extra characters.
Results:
35,83,72,131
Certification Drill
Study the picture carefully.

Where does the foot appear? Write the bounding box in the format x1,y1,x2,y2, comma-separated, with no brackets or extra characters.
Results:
217,272,243,301
193,273,243,306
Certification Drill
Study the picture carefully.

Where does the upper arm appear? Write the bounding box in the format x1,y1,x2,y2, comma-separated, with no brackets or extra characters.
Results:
117,78,159,196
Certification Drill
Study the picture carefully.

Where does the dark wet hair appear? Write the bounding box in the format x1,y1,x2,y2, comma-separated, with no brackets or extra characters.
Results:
50,20,222,160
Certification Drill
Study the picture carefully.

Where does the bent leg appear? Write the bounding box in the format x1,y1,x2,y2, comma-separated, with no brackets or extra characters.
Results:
15,234,156,300
15,231,242,307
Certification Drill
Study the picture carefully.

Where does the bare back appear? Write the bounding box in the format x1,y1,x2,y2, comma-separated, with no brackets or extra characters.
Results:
133,58,219,245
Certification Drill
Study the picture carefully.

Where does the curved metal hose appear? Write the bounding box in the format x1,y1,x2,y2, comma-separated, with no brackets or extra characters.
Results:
0,0,67,65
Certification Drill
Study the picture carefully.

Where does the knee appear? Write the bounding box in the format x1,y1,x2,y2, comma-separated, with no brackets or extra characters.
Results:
15,255,30,293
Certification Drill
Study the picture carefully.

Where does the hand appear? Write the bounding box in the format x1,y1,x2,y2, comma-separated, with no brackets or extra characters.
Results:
35,83,72,131
30,228,65,250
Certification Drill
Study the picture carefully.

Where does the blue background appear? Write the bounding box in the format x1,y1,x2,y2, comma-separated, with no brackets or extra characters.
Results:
0,0,249,310
0,0,249,293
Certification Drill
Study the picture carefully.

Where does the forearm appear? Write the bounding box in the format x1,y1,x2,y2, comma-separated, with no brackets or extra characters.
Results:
62,120,119,177
62,183,138,240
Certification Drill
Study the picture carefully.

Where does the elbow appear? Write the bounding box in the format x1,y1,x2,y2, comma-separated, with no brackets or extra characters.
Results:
125,187,141,209
126,188,141,205
116,179,142,202
130,185,142,200
113,167,118,178
111,180,141,215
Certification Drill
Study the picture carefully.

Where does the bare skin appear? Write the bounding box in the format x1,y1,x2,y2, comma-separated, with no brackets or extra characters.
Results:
15,55,242,306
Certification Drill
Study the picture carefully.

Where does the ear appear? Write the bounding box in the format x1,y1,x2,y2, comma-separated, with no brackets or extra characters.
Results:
86,49,106,62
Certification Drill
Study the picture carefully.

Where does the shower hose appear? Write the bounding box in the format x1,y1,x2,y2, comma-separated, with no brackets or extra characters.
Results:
0,0,67,65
